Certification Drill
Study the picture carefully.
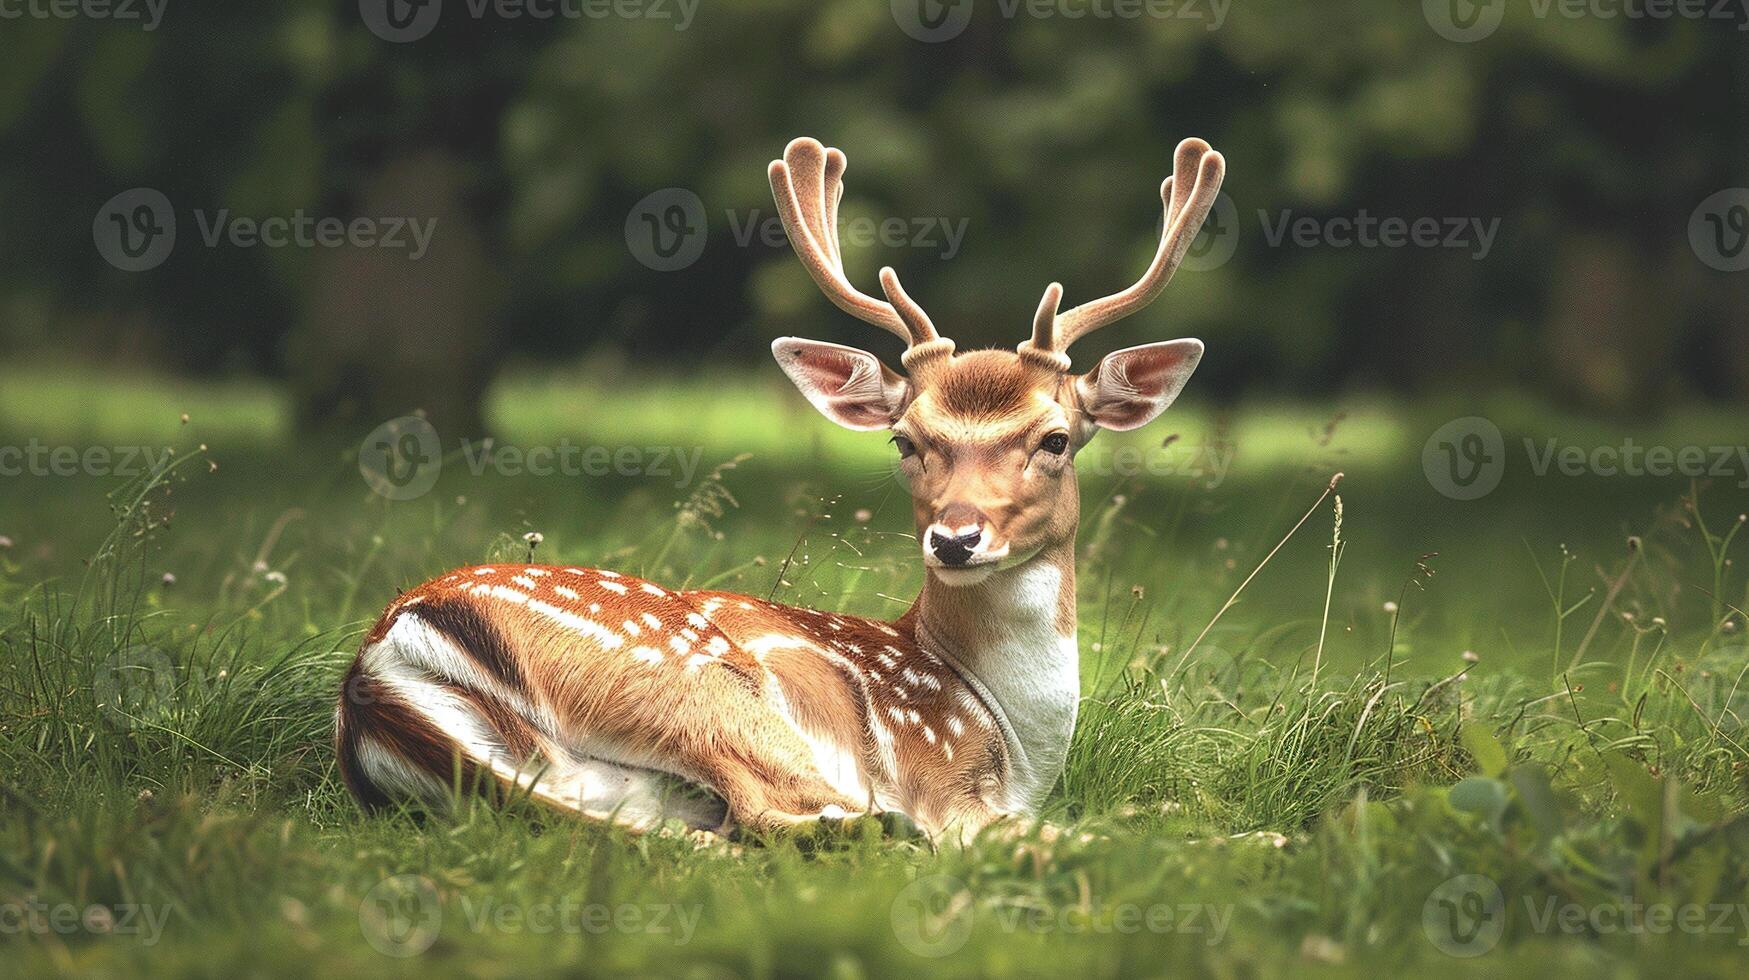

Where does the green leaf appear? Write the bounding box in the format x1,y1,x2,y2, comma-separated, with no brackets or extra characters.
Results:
1509,764,1564,841
1461,723,1508,777
1602,751,1661,827
1449,777,1510,831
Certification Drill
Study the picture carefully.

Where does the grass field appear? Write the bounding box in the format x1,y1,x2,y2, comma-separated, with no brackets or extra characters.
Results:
2,362,1748,977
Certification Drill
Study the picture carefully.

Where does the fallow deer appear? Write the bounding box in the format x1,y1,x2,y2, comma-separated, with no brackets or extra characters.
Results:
335,135,1225,840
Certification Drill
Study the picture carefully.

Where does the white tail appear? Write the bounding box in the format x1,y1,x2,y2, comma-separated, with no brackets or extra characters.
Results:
336,136,1224,840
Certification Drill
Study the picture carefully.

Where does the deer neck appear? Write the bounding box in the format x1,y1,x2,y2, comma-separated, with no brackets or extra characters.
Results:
906,537,1080,813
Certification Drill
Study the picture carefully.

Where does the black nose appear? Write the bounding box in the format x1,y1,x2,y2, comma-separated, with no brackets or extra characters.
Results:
929,528,982,566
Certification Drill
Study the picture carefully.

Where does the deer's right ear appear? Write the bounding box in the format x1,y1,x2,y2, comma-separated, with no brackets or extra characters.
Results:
772,338,910,431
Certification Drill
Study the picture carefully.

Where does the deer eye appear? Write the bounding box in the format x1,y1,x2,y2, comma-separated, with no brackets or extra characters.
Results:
1039,433,1070,456
891,434,918,459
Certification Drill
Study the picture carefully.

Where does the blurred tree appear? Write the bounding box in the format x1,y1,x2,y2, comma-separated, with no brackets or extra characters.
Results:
0,0,1742,425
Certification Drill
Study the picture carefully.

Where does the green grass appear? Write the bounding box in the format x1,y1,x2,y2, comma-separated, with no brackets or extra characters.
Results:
1,364,1747,977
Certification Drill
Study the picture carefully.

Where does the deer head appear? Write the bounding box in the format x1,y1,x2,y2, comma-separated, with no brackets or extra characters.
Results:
770,136,1223,585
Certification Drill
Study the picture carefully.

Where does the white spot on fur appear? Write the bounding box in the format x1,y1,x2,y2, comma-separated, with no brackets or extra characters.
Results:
467,582,625,649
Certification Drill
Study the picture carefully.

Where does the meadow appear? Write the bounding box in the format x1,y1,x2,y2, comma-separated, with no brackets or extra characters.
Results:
1,361,1747,977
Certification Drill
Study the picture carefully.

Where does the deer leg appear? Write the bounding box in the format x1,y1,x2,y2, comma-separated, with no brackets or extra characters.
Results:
671,715,867,833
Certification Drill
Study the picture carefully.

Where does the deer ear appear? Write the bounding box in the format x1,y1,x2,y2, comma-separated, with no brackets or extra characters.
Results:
772,338,910,431
1074,339,1204,432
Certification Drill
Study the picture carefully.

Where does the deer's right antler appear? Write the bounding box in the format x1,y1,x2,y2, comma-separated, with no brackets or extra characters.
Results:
769,138,951,364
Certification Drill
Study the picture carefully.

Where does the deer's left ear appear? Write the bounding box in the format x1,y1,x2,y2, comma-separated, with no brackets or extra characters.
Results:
1074,339,1204,432
772,337,911,431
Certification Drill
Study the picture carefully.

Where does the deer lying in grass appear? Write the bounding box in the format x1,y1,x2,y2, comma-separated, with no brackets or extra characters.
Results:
335,135,1224,841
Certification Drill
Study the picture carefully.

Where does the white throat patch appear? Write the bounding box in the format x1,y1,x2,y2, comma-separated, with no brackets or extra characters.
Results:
919,559,1079,813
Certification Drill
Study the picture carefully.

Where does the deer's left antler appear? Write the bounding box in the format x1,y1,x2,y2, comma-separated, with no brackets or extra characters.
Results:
1021,138,1225,366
